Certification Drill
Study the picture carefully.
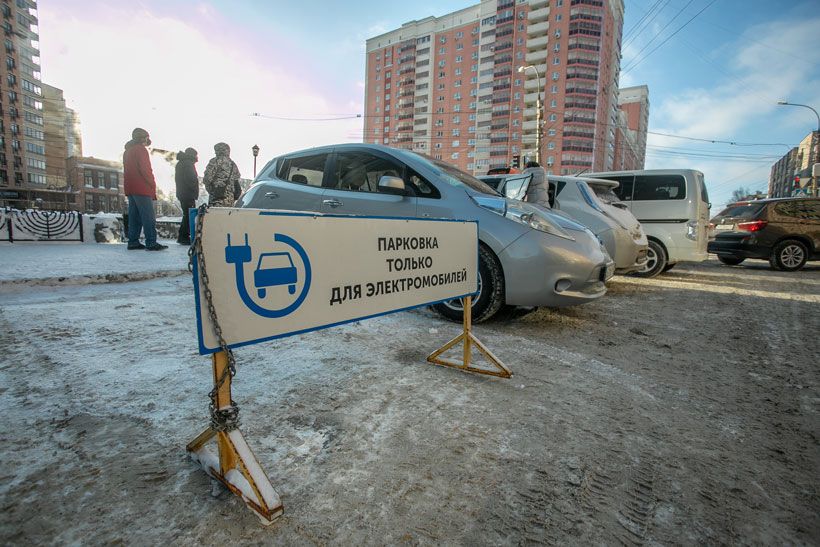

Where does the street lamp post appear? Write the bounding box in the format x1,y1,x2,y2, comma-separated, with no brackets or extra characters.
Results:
252,144,260,178
777,100,820,196
518,65,543,165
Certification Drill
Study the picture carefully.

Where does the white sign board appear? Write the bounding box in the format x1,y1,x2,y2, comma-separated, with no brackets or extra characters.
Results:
193,208,478,354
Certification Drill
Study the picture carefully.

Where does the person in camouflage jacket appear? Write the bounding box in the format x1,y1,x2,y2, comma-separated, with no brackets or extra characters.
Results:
203,142,241,207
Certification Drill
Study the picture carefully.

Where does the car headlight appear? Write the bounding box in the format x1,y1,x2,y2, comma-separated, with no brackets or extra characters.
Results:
505,201,575,240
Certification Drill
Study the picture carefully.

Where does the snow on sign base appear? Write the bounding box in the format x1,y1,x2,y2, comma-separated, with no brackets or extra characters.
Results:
192,208,478,355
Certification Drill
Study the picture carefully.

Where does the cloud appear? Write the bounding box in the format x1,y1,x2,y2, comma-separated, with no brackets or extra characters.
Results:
639,16,820,208
652,16,820,139
37,4,363,193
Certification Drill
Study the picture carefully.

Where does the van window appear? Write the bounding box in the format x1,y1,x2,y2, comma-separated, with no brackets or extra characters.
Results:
605,175,634,201
278,153,328,187
633,174,686,200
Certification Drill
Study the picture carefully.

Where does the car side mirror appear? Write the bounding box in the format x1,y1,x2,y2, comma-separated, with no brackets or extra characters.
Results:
378,175,407,195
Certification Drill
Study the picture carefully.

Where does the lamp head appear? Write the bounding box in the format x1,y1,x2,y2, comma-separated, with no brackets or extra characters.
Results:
252,144,260,156
777,100,789,105
517,66,525,73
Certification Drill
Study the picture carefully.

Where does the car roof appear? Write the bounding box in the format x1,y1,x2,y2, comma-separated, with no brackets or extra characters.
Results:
548,175,618,189
728,197,818,206
272,143,411,157
587,169,704,177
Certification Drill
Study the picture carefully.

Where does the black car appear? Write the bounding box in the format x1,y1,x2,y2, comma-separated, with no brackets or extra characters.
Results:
708,198,820,271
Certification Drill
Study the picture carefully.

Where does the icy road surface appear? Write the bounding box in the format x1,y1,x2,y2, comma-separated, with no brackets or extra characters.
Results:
1,254,818,544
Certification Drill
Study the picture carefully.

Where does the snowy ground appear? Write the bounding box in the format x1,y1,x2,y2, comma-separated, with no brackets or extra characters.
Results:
0,239,188,284
1,245,818,544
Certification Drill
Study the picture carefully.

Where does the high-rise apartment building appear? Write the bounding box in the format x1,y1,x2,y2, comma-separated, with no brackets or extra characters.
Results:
616,84,648,169
2,0,45,204
769,131,819,198
364,0,632,176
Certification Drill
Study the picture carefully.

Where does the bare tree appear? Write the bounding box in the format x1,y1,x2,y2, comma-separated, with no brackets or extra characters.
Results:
731,186,750,202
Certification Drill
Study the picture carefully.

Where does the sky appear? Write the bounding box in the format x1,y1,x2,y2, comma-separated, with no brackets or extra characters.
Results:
38,0,820,209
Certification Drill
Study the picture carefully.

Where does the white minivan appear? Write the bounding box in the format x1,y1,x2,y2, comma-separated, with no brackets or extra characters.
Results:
586,169,711,277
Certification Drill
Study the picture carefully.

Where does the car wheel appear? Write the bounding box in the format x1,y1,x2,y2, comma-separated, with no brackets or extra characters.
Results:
632,240,667,278
432,244,504,323
717,255,745,266
772,239,808,272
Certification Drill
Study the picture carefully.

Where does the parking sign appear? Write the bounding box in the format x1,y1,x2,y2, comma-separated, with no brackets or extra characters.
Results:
192,208,478,354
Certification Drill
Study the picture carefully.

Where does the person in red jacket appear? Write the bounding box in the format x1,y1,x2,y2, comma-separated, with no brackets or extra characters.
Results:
123,127,166,250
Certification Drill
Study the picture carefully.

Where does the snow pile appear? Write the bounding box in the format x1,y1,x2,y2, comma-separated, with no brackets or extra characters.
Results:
83,213,124,244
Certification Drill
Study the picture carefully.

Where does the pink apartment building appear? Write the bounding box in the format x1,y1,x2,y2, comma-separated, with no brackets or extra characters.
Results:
364,0,646,176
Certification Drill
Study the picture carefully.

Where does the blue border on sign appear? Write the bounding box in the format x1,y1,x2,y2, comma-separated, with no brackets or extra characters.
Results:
192,209,480,356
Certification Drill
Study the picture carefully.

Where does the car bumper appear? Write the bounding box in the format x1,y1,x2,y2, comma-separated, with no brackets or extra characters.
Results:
611,230,648,274
708,233,770,259
499,229,610,308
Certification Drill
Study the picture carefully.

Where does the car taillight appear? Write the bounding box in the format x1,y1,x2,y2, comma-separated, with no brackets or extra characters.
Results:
736,220,767,232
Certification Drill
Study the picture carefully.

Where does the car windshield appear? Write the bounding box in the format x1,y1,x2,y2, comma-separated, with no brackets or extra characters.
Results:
715,203,765,219
400,151,501,195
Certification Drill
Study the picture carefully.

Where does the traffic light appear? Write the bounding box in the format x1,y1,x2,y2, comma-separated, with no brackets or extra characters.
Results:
512,155,521,169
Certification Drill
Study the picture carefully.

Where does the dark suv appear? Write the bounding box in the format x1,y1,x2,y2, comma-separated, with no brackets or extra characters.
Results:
708,198,820,271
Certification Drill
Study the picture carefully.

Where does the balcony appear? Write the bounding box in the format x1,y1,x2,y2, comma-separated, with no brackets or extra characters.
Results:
525,49,548,64
567,57,599,67
527,20,549,37
523,73,546,90
523,120,538,131
526,35,548,50
529,0,549,9
564,115,595,124
524,91,540,104
528,6,550,24
566,71,598,81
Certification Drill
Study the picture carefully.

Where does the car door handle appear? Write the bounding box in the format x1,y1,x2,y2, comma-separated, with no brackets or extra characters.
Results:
323,199,343,208
264,191,279,199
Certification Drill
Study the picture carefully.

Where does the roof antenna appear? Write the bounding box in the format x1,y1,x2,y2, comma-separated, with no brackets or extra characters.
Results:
574,168,589,176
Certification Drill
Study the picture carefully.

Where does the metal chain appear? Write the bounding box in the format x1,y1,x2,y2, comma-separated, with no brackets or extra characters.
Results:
189,204,240,431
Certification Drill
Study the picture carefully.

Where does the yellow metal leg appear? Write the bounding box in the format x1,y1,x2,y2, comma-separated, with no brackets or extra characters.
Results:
427,296,512,378
186,350,284,524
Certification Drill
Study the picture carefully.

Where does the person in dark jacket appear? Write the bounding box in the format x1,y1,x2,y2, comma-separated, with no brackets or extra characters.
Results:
175,147,199,245
123,127,167,250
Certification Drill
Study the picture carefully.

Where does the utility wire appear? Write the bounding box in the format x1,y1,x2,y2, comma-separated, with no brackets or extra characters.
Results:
624,0,721,73
622,0,696,70
623,0,673,48
250,113,362,121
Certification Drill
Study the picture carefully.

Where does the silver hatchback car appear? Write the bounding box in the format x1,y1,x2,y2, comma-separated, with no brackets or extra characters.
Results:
238,144,613,322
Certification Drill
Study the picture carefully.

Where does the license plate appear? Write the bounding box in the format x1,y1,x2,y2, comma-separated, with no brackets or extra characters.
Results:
715,224,734,231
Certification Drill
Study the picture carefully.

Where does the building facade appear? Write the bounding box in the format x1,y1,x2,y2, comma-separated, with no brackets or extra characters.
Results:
1,0,48,206
616,84,648,169
66,156,124,213
769,131,819,198
364,0,630,175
